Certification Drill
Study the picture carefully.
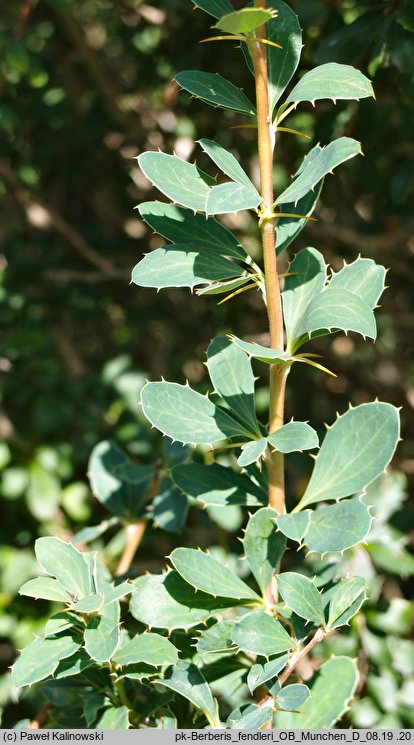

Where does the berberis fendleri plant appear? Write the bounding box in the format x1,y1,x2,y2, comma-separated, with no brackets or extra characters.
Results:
12,0,401,730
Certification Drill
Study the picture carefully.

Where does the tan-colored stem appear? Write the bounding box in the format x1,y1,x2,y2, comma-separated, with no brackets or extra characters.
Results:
258,628,330,710
115,520,147,576
250,0,285,513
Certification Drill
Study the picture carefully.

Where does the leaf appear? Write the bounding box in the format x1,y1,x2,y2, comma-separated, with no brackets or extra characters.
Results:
72,517,119,545
231,610,294,656
96,706,129,729
329,256,386,309
170,547,260,600
113,633,178,667
19,576,71,603
268,421,319,453
243,0,302,116
172,462,266,507
304,497,372,554
102,580,134,606
73,593,104,613
247,654,290,694
138,151,210,212
175,71,255,116
206,182,262,216
276,683,310,711
327,578,366,629
276,656,359,727
216,8,275,35
242,508,286,594
88,441,154,521
191,0,233,20
54,649,95,679
207,336,260,436
118,663,158,682
282,247,327,348
276,138,362,205
138,202,246,260
141,381,253,445
11,634,81,687
151,476,189,533
44,612,79,638
197,275,252,296
35,537,91,599
293,287,377,345
276,511,311,543
196,619,237,656
132,245,242,290
295,403,400,510
276,180,323,255
230,335,292,365
84,616,120,663
160,662,220,727
284,63,374,108
130,570,237,631
238,438,267,467
278,572,324,626
227,703,273,729
198,139,257,189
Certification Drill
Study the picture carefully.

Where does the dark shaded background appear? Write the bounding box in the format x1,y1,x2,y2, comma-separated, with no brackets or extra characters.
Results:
0,0,413,727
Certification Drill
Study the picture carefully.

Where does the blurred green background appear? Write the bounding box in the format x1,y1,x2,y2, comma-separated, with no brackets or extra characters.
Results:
0,0,413,728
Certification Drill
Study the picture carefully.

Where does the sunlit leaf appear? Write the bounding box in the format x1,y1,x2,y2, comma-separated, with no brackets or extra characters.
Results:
268,421,319,453
243,508,286,594
206,181,262,216
231,610,294,656
138,151,210,212
277,572,325,625
170,547,260,600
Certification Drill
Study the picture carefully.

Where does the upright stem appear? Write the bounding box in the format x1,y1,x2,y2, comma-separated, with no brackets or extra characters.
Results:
250,1,286,513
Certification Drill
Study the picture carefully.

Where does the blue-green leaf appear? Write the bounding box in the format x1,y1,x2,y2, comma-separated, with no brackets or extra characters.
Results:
84,617,120,663
207,336,261,436
35,537,91,599
276,138,362,205
96,706,129,729
216,8,276,35
138,202,246,260
238,438,267,467
277,572,325,625
191,0,233,20
141,381,254,445
247,654,290,694
175,71,255,116
276,656,358,727
230,335,292,365
329,256,386,309
138,151,210,212
199,139,257,189
11,634,81,687
284,63,374,107
113,633,178,667
283,247,327,346
305,498,372,554
276,683,310,711
228,702,273,729
276,511,311,543
243,508,286,594
132,245,243,290
160,662,220,727
170,547,260,600
268,421,319,453
88,441,154,521
276,180,323,255
295,403,400,510
151,476,189,533
293,287,377,344
131,571,236,631
327,577,367,629
196,619,237,656
206,182,262,216
19,577,71,603
231,610,294,656
172,462,266,508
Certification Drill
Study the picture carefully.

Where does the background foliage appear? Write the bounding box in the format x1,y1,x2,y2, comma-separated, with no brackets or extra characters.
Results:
0,0,413,728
